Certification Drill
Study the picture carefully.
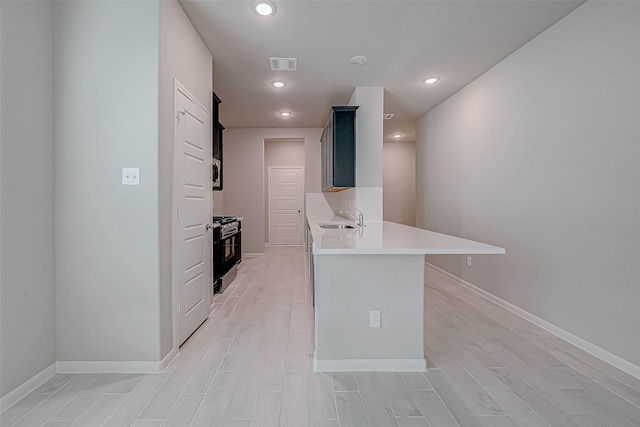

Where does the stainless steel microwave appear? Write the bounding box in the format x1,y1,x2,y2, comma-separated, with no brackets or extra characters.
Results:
212,158,221,190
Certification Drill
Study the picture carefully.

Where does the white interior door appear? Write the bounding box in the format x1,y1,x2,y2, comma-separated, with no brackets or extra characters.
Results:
269,167,303,245
174,82,211,346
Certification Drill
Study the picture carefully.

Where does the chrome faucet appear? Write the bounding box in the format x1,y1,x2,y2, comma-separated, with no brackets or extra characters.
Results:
340,208,364,228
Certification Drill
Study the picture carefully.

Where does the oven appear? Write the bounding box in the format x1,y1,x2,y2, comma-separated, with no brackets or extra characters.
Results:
212,216,241,293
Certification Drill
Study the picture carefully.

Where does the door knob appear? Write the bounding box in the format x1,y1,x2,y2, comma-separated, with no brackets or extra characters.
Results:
206,223,214,230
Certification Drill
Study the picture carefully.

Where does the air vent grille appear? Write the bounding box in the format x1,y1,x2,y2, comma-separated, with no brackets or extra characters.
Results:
270,57,297,71
383,113,394,120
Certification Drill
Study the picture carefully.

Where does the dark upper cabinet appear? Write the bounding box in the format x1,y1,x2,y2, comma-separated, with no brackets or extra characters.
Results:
213,92,223,160
213,92,223,190
321,106,358,192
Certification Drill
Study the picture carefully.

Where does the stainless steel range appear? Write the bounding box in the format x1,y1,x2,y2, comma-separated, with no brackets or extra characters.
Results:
212,216,241,293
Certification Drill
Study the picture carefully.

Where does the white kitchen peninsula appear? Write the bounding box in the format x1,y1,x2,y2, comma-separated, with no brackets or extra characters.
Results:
307,210,505,372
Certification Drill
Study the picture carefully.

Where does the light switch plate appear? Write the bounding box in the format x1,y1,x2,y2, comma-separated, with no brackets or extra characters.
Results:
369,310,381,328
122,168,140,185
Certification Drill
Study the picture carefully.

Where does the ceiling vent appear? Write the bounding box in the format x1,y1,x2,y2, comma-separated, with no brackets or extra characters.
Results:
383,113,394,120
270,57,297,71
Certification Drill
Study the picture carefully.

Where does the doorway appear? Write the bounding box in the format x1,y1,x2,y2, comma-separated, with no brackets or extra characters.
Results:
264,138,305,245
268,167,304,245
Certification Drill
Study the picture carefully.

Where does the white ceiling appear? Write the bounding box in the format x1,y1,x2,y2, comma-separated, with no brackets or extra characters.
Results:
179,0,584,142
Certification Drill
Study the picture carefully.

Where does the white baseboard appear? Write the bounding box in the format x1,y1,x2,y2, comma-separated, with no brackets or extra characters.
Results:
243,252,266,258
1,352,178,412
0,363,56,413
56,360,163,374
425,263,640,380
313,352,426,372
159,348,178,372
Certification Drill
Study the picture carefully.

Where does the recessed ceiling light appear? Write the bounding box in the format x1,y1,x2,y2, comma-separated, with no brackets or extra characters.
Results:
423,76,440,85
252,0,276,16
393,134,401,138
280,112,291,117
271,81,286,88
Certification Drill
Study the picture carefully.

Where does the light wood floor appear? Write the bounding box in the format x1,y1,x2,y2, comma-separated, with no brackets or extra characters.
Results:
2,246,639,427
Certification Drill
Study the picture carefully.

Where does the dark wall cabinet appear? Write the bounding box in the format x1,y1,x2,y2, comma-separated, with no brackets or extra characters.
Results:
213,92,224,190
321,106,358,192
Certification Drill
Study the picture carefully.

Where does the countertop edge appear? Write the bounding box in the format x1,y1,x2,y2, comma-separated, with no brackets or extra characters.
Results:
308,215,505,256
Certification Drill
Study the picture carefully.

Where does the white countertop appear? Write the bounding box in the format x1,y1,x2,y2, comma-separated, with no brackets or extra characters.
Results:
308,214,505,255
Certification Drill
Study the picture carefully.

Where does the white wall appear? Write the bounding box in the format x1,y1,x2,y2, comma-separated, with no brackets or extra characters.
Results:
264,139,306,170
213,188,224,216
159,0,213,358
264,139,305,243
383,142,416,226
0,0,212,399
416,2,640,367
351,87,384,189
223,128,322,255
0,0,56,399
54,1,162,362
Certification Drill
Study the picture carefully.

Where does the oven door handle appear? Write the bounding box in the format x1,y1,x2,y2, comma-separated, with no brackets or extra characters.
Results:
221,231,239,240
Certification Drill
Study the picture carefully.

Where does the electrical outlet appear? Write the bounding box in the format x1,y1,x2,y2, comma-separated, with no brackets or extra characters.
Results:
466,256,472,267
122,167,140,185
369,310,381,328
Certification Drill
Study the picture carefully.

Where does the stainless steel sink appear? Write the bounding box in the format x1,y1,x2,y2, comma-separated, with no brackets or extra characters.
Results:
319,223,355,229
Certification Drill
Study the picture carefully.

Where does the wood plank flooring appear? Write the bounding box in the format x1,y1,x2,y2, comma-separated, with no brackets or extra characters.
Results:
2,245,639,426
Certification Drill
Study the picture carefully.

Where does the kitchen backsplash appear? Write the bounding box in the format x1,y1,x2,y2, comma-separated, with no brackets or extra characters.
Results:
321,187,383,222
